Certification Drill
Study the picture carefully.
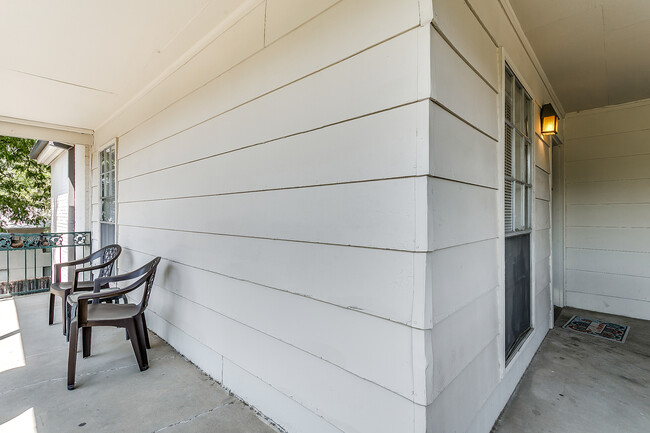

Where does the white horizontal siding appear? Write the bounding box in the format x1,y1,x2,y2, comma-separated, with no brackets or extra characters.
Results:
565,129,650,162
566,269,650,303
115,11,421,160
566,248,650,279
429,102,499,188
88,3,433,431
144,308,224,382
426,341,500,433
565,291,650,321
565,100,650,140
431,0,499,90
118,225,422,327
535,257,551,296
429,178,498,251
424,2,556,432
429,28,498,139
567,179,650,205
119,102,427,202
567,226,650,252
535,199,550,230
120,249,422,402
429,288,498,399
119,178,426,251
567,204,650,227
567,154,650,183
97,0,423,149
430,239,498,325
535,135,550,173
535,167,550,200
535,228,550,264
221,359,344,433
146,285,418,433
565,104,650,327
264,0,339,44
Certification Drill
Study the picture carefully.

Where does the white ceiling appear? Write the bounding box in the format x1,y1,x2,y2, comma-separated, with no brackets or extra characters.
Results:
0,0,248,132
510,0,650,113
2,1,647,133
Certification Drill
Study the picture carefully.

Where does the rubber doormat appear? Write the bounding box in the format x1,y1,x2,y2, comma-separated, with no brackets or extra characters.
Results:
563,316,630,343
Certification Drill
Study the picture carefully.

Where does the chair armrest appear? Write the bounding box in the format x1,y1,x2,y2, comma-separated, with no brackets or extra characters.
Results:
91,266,149,292
74,263,111,274
54,257,91,283
81,264,152,297
72,263,112,290
55,257,91,269
76,285,136,302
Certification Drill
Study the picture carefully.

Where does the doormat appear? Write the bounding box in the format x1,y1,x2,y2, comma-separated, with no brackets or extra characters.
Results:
562,316,629,343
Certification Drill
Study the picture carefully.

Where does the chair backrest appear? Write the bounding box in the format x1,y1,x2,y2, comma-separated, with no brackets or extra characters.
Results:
139,257,161,313
112,257,161,314
96,244,122,278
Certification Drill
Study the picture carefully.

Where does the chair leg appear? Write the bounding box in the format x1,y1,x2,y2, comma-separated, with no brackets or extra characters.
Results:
66,303,71,342
67,321,79,390
141,313,150,349
61,296,67,335
48,294,55,325
134,315,149,362
82,327,92,358
125,319,147,371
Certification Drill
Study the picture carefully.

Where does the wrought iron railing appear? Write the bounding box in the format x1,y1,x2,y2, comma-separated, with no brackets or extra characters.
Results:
0,231,91,296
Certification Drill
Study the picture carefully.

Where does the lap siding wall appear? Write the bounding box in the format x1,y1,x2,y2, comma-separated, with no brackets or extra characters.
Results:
88,0,559,431
92,1,432,432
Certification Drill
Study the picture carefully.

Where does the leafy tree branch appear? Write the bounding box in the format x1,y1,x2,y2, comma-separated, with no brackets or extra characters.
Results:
0,136,51,230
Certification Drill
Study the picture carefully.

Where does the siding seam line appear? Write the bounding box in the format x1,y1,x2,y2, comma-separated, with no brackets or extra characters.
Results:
148,285,424,405
118,99,429,182
124,246,429,330
119,174,497,205
565,290,650,304
145,308,345,433
118,25,421,160
430,22,499,94
429,98,498,141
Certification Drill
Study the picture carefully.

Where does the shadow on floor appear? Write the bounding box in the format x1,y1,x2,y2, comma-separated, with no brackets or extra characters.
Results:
0,293,279,433
492,307,650,433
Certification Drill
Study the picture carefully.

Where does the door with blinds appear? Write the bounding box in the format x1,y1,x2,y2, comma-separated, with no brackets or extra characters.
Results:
504,65,533,361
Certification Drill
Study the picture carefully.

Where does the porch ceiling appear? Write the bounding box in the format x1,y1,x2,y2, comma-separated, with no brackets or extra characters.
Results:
0,0,250,134
510,0,650,113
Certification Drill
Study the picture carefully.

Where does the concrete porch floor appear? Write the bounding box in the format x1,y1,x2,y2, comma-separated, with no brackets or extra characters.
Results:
0,293,278,433
493,307,650,433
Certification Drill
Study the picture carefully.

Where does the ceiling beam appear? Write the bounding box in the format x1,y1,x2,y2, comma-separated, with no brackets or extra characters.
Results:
0,116,93,145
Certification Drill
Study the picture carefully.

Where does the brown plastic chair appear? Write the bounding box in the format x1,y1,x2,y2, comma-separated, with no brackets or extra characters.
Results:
48,244,121,336
67,257,161,390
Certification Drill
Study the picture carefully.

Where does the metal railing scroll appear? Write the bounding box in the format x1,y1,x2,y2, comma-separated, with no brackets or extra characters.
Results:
0,231,91,296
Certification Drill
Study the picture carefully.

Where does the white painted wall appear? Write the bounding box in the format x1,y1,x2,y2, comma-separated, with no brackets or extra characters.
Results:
93,1,433,432
0,250,51,280
83,0,559,431
563,99,650,320
425,1,555,432
50,153,71,276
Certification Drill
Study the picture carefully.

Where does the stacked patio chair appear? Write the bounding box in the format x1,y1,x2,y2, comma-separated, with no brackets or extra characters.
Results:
66,256,161,389
48,244,122,336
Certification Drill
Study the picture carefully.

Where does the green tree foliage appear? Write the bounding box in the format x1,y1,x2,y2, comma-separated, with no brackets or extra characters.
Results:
0,136,51,229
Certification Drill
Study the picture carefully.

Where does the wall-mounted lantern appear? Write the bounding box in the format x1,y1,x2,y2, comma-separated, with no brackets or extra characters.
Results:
540,103,559,135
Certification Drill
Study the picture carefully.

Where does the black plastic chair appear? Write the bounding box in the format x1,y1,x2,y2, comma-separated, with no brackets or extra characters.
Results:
67,257,161,390
48,244,121,336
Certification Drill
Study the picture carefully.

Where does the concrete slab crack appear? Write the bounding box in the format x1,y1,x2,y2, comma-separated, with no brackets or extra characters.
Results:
152,400,236,432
